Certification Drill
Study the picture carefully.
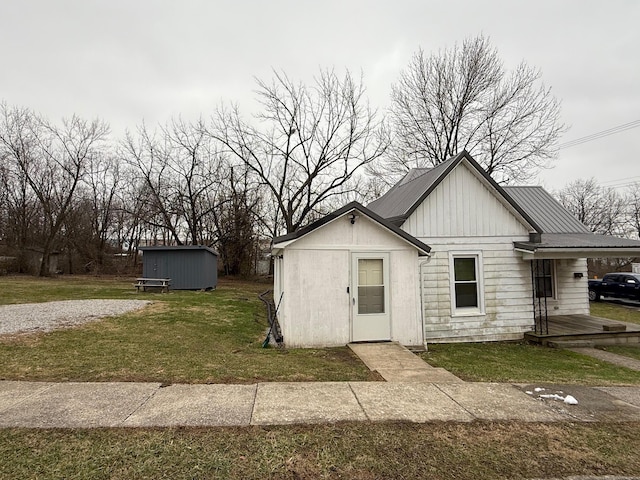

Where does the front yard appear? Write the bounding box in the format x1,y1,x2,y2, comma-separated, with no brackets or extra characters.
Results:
0,276,376,383
2,276,640,479
0,275,638,385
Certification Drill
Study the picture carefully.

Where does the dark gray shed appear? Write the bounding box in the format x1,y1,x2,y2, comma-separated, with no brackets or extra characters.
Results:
139,246,218,290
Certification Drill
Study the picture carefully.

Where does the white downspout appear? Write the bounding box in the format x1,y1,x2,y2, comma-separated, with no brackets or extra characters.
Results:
419,255,432,351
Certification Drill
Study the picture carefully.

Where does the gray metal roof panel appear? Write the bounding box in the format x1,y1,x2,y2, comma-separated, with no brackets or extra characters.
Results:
139,245,218,255
503,186,590,234
367,162,450,219
515,233,640,250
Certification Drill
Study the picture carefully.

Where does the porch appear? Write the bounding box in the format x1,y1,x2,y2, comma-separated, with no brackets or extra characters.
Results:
525,314,640,347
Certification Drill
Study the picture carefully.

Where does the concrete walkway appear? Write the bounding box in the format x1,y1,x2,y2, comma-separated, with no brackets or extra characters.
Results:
570,347,640,371
348,342,463,382
1,380,639,428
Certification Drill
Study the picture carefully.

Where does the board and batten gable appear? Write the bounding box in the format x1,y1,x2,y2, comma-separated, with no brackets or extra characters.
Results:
274,212,423,348
402,160,537,342
403,161,531,238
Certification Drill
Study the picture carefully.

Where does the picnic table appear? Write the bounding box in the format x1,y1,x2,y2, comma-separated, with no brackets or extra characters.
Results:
134,278,171,293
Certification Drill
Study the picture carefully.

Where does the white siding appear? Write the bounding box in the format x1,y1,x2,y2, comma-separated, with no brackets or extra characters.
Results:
281,249,351,347
421,238,535,343
404,163,531,238
547,258,590,316
401,160,546,343
278,214,423,348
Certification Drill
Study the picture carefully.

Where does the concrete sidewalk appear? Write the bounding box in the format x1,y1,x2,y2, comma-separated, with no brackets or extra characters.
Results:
1,380,639,428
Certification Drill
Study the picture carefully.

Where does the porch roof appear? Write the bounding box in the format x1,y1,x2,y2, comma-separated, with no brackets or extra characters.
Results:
514,233,640,259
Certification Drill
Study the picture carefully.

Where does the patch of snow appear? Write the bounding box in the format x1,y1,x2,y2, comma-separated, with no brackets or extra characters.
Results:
540,394,565,401
564,395,578,405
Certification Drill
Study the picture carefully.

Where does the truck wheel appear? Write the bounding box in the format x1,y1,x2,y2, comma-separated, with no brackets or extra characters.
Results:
588,289,600,302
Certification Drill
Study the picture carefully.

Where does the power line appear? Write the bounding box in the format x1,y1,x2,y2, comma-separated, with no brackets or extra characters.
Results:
600,176,640,187
558,119,640,149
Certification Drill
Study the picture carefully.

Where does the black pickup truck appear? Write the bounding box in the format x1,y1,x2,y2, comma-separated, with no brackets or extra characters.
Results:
588,273,640,301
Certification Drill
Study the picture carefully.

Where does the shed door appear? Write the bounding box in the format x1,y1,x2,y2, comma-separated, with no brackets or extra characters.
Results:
351,253,390,342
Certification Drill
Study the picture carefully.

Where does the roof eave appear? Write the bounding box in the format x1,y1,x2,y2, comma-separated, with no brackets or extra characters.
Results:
272,202,431,256
515,244,640,260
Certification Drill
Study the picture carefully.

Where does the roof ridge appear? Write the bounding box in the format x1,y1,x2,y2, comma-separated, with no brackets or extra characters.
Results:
398,167,433,186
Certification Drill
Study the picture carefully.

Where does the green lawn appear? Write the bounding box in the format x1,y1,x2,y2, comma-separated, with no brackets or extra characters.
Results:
0,276,376,383
420,341,640,385
420,301,640,385
2,275,640,385
2,422,640,479
590,301,640,325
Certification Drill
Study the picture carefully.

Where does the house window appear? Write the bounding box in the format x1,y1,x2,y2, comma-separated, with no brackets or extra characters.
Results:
533,259,554,298
450,253,484,315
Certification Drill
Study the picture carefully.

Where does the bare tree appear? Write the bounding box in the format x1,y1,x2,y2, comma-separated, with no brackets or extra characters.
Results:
211,69,389,235
555,178,626,236
0,103,109,275
213,167,263,276
62,152,122,272
0,147,41,271
121,118,225,245
626,183,640,240
382,35,565,185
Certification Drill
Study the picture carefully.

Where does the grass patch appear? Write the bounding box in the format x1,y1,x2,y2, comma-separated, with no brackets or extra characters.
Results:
0,276,376,383
0,275,136,304
1,422,639,479
421,341,640,385
590,301,640,325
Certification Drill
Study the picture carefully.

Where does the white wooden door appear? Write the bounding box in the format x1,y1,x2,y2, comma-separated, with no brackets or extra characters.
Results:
351,253,390,342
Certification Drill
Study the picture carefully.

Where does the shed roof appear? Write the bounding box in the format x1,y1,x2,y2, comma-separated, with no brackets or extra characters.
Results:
272,201,431,255
139,245,218,255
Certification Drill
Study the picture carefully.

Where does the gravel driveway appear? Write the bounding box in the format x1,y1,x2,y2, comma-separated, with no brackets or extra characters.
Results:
0,299,151,335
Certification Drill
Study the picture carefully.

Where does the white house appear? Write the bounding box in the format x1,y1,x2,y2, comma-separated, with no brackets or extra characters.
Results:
272,151,640,348
272,203,430,348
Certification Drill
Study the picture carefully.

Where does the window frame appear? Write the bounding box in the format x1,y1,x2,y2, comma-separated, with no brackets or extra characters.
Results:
449,252,485,316
533,259,556,300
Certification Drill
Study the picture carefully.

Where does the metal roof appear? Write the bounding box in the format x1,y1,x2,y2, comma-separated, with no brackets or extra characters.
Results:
516,233,640,250
514,233,640,259
502,186,590,234
367,162,450,219
367,151,542,232
139,245,218,255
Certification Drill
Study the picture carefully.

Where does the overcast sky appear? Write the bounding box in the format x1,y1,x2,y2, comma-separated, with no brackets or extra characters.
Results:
1,0,638,192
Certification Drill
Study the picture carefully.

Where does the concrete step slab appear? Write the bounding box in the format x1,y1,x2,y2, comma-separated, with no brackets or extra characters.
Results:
349,342,463,382
376,367,463,383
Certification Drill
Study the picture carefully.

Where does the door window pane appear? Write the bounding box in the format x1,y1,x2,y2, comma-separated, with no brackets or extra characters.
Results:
358,258,384,314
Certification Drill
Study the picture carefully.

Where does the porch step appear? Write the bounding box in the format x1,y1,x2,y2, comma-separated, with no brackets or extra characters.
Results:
547,340,595,349
603,324,627,332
